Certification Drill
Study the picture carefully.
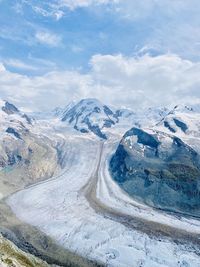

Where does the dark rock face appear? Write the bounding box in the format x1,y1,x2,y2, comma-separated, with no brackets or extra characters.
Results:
110,127,200,217
6,128,21,139
84,118,107,139
22,114,32,125
163,118,188,133
164,121,176,133
2,101,19,115
124,128,160,148
173,118,188,132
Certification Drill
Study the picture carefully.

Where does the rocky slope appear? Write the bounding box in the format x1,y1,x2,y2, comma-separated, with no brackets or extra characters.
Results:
0,234,50,267
0,100,59,198
110,118,200,217
110,103,200,218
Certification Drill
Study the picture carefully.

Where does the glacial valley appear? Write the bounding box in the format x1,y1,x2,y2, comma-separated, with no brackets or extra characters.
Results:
0,98,200,267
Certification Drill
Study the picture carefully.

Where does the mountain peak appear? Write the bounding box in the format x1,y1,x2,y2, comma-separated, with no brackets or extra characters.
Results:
60,98,117,139
57,98,172,138
0,99,32,127
1,100,19,115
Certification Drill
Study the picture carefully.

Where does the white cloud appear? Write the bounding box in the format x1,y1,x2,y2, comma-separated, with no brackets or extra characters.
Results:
3,0,199,110
0,53,200,111
111,0,185,19
0,63,6,72
35,30,62,47
113,0,200,60
4,59,38,71
56,0,118,10
28,0,198,18
32,5,64,20
23,0,117,20
1,57,58,74
23,0,200,60
0,66,92,111
89,53,200,108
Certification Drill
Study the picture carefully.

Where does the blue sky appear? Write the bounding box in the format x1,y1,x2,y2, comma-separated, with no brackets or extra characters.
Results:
0,0,200,111
0,0,155,74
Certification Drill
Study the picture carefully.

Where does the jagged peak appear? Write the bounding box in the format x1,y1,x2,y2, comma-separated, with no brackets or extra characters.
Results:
1,100,19,115
0,99,32,125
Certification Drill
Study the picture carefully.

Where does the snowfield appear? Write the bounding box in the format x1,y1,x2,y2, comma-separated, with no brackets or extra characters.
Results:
7,131,200,267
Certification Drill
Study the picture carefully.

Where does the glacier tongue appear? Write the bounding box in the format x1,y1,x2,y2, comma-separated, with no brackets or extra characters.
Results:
7,132,200,267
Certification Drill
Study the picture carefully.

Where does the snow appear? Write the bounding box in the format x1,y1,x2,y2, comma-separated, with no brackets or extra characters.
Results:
1,98,200,266
7,131,200,267
35,98,171,140
0,101,32,141
60,98,118,134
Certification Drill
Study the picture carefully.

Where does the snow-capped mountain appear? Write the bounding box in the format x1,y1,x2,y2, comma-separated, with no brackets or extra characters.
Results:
53,100,77,119
2,98,200,267
0,100,32,140
110,125,200,217
122,106,170,129
144,106,170,126
55,98,170,138
155,104,200,140
0,100,59,197
109,102,200,219
60,98,119,139
29,97,200,143
0,100,31,119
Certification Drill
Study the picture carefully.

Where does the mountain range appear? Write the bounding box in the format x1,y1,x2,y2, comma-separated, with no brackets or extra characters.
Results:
52,98,170,139
1,97,200,213
0,100,58,198
110,103,200,218
1,97,200,266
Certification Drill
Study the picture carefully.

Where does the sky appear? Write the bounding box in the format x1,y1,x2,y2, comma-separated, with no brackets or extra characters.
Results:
0,0,200,111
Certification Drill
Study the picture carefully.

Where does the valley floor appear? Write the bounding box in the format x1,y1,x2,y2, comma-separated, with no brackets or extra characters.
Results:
6,132,200,267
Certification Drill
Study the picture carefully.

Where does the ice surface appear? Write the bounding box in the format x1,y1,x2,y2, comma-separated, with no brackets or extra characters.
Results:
7,132,200,267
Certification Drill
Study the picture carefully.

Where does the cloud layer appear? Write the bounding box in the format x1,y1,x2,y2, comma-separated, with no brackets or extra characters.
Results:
0,53,200,111
1,1,200,111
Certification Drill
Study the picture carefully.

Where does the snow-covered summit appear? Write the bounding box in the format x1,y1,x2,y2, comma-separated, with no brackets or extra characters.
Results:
60,98,119,139
0,100,32,123
0,100,19,115
52,98,172,138
155,104,200,138
53,100,77,118
50,97,200,140
0,100,32,140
